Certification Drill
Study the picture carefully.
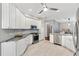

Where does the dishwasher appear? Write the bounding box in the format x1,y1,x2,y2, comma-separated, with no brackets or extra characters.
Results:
54,34,62,46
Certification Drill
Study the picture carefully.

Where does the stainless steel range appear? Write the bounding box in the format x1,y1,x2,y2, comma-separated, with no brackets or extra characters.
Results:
32,33,39,44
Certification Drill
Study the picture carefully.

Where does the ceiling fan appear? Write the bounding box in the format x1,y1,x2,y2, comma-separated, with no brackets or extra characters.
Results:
38,3,59,14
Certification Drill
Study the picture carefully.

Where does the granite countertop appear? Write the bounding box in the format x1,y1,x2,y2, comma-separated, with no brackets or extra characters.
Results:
50,33,73,36
0,33,32,43
62,34,73,36
0,32,40,43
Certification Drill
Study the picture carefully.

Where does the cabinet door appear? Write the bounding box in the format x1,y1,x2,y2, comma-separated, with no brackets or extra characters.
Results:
25,17,31,29
2,4,26,29
20,12,26,28
49,34,54,43
62,36,75,51
2,3,9,29
27,35,33,44
37,20,41,29
62,36,67,47
2,4,16,29
29,18,37,27
16,38,27,56
9,4,16,28
65,36,75,51
1,41,16,56
31,19,41,29
15,8,21,29
15,8,26,29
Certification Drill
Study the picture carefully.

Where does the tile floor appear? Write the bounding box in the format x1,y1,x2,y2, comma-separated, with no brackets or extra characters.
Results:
24,40,74,56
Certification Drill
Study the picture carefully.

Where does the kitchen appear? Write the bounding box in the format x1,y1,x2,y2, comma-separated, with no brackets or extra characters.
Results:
0,3,79,56
0,3,44,56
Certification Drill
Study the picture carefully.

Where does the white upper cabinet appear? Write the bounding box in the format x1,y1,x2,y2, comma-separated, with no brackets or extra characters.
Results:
2,3,26,29
2,3,16,29
20,13,26,29
15,8,22,29
15,8,26,29
37,20,41,29
30,19,41,29
2,3,41,29
2,3,10,29
16,38,26,56
25,17,31,29
9,4,16,29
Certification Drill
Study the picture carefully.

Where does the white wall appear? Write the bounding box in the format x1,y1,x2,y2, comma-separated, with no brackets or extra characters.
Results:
39,20,45,40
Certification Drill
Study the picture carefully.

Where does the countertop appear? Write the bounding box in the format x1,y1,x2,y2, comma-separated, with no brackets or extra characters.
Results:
50,33,73,36
6,33,31,42
0,32,40,43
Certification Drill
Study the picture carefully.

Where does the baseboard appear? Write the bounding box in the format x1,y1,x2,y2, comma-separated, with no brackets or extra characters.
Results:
54,43,62,46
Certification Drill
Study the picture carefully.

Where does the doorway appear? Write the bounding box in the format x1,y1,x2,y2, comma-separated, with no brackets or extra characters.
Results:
45,24,52,40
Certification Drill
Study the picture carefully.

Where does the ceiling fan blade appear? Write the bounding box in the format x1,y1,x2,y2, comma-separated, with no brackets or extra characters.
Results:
41,3,47,8
41,3,44,6
44,3,48,8
49,8,58,11
38,10,44,14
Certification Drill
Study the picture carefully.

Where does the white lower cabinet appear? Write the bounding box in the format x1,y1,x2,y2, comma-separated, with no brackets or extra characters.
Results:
1,35,33,56
27,35,33,45
1,41,16,56
62,35,76,52
16,38,27,56
49,34,54,43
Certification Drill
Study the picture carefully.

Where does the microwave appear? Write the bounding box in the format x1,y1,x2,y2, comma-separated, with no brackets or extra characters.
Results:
31,25,37,29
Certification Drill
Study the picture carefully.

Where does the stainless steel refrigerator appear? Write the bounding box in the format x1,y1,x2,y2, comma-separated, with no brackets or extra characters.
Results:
74,8,79,56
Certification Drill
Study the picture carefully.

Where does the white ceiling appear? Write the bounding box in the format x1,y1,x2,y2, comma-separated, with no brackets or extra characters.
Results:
14,3,79,22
